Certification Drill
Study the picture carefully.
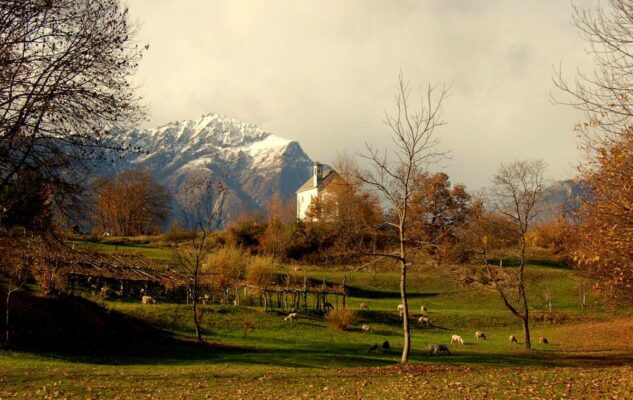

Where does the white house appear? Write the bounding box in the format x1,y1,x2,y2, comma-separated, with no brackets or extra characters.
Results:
296,162,336,221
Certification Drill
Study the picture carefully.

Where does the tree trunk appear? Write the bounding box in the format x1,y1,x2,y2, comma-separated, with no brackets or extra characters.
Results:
400,259,410,364
5,292,10,345
192,274,202,342
520,282,531,350
522,315,531,350
519,238,531,350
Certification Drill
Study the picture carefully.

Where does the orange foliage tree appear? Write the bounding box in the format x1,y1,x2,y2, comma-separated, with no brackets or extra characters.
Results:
571,134,633,302
304,173,384,257
409,172,472,263
92,169,170,236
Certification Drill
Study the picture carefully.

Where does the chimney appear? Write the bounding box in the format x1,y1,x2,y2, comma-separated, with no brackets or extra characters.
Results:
313,162,323,186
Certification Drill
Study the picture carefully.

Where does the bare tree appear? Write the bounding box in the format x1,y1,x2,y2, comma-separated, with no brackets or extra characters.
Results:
488,159,547,350
0,229,33,346
357,73,449,364
553,0,633,148
174,177,227,342
0,0,146,225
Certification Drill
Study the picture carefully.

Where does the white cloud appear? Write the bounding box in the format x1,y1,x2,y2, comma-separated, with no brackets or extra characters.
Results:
128,0,598,188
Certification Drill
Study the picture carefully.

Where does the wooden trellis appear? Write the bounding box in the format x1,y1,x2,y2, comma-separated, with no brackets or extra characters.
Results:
242,275,347,313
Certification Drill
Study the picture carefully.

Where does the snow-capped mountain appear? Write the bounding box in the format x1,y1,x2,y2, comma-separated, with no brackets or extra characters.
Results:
104,113,314,222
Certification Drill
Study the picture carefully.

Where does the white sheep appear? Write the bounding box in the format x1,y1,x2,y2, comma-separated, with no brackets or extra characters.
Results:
509,335,518,344
450,335,464,345
420,305,428,313
475,331,486,340
418,316,430,326
141,295,155,305
284,312,298,322
359,303,368,310
539,336,549,344
397,304,404,312
361,324,371,333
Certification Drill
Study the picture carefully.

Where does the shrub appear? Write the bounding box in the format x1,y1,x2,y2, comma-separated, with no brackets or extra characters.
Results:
246,256,279,287
325,309,357,331
205,246,248,297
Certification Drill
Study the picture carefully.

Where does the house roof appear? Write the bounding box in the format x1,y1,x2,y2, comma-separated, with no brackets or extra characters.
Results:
296,170,337,193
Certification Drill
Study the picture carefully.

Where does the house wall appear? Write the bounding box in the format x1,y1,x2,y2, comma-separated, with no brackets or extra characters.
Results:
297,187,318,220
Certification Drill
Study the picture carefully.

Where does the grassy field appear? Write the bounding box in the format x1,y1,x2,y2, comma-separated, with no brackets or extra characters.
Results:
2,247,633,399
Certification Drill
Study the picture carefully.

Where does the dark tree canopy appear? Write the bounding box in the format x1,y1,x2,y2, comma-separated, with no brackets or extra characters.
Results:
0,0,146,225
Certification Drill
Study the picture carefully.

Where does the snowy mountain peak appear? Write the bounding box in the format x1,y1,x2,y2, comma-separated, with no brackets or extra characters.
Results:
105,113,314,221
160,113,270,147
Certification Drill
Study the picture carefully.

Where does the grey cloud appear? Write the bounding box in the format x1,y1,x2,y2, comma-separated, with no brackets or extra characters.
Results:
128,0,599,189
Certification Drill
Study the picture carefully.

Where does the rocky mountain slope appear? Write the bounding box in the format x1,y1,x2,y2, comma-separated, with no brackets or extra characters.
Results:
539,179,589,222
104,113,313,222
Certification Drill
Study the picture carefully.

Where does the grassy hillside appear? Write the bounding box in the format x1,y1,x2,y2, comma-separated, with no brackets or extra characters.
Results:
2,242,632,399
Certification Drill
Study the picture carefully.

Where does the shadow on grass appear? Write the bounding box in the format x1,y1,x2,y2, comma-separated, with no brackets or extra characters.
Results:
346,286,441,299
489,257,570,270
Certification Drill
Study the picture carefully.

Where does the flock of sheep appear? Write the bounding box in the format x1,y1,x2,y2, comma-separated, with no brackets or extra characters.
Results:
281,302,550,356
144,293,551,354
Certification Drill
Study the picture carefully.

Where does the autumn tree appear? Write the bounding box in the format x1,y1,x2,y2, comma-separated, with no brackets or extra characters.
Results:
0,0,146,228
358,73,449,364
570,136,633,302
554,0,633,302
455,200,518,265
488,159,546,349
174,176,227,342
305,169,384,258
260,192,297,259
409,172,472,263
92,169,170,236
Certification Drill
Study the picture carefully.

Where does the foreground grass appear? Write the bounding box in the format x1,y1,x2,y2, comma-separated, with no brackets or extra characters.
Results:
1,353,632,399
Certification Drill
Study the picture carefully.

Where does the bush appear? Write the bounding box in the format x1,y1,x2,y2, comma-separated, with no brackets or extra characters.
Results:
246,256,279,287
205,246,248,292
325,309,357,331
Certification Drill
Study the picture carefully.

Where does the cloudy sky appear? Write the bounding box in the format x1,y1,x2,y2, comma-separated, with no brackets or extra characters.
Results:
127,0,598,189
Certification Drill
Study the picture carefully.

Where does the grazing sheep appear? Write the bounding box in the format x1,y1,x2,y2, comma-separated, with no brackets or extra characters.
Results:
359,303,368,310
420,305,428,313
361,324,371,333
450,335,464,345
539,336,549,344
509,335,518,344
475,331,486,340
284,312,298,322
368,342,380,353
418,316,430,327
382,341,391,353
427,343,451,356
397,304,404,312
141,295,155,305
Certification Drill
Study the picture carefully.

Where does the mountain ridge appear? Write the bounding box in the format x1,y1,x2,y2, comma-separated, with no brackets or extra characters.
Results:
103,113,314,222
